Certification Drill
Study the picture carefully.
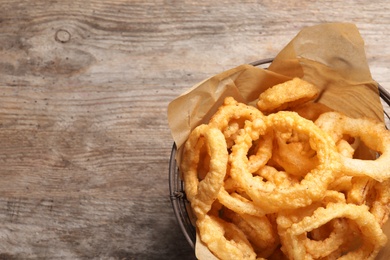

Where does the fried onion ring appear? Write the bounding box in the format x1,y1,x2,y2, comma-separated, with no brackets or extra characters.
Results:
209,97,264,148
197,214,257,260
283,203,387,260
180,124,228,218
229,111,340,212
315,111,390,181
257,78,319,113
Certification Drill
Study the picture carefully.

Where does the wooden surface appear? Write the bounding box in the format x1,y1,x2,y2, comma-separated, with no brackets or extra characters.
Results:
0,1,389,259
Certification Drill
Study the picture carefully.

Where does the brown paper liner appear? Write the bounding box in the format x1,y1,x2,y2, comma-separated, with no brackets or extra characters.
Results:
167,22,388,259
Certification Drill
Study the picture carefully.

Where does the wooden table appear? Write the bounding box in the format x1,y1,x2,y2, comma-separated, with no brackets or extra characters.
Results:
0,1,389,259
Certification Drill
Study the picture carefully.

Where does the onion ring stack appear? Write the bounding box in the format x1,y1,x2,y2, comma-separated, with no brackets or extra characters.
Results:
180,78,390,259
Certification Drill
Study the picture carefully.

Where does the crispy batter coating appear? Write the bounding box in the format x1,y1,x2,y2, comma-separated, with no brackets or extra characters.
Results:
257,78,319,113
179,77,390,259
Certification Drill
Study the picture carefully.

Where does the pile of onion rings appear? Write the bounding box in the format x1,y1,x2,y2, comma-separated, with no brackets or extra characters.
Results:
180,77,390,259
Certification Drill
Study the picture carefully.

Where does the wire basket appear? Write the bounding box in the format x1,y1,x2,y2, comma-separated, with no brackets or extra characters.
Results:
168,59,390,249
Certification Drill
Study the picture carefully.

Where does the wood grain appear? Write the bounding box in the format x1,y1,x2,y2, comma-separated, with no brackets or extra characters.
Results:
0,0,388,259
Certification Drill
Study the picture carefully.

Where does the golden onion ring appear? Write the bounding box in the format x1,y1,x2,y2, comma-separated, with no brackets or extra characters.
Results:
181,124,228,218
315,111,390,182
229,111,341,213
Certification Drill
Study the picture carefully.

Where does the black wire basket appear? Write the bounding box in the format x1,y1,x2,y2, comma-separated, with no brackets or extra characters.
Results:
168,59,390,249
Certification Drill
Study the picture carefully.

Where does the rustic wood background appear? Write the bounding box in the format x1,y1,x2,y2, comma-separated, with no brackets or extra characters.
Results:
0,0,389,259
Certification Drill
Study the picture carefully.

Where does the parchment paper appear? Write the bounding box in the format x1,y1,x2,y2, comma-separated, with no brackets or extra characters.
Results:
167,22,387,260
